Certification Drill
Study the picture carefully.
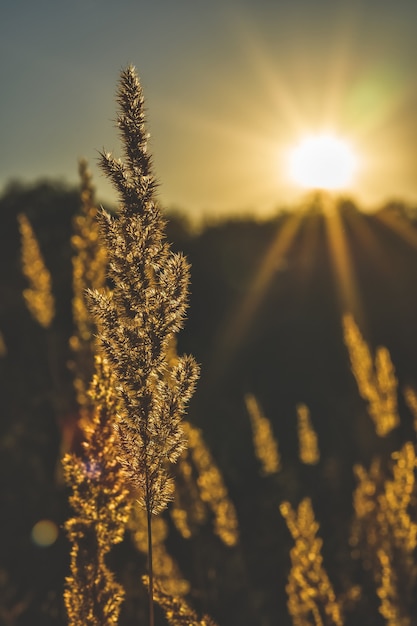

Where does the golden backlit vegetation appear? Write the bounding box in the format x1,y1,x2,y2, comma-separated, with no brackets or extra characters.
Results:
69,158,107,411
18,212,55,328
179,421,239,547
147,578,218,626
62,356,132,626
342,313,399,437
296,403,320,466
280,498,343,626
404,386,417,433
129,503,190,598
5,65,417,626
244,393,281,475
350,443,417,626
66,66,201,626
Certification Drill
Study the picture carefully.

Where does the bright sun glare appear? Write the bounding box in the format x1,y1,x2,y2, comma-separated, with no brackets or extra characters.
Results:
288,134,358,191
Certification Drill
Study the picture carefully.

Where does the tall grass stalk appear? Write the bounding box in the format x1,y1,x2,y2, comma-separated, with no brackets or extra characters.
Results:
87,66,199,625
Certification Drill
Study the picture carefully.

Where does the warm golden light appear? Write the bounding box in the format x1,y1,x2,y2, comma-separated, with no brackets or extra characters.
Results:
288,134,357,190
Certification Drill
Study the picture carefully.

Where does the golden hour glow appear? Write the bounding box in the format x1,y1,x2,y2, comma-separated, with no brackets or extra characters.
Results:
288,134,358,191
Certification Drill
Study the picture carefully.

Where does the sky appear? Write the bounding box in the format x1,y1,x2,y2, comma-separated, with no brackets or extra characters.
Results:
1,0,417,221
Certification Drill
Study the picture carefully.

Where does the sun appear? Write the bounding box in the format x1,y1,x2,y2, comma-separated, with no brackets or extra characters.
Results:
288,133,358,191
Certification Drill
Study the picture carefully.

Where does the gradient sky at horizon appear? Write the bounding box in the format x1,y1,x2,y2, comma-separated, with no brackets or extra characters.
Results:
1,0,417,220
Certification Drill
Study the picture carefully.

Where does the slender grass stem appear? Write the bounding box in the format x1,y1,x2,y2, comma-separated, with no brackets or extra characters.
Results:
147,506,154,626
146,465,154,626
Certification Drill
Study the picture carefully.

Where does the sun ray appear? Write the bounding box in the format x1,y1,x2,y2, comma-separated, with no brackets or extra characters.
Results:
374,209,417,252
207,210,304,384
342,206,402,283
295,200,324,286
322,196,362,320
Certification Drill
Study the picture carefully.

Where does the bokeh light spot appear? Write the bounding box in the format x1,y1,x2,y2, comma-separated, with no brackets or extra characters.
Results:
31,519,59,547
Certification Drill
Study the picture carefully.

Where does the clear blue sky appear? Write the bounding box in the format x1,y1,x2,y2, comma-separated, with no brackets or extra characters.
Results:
1,0,417,220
